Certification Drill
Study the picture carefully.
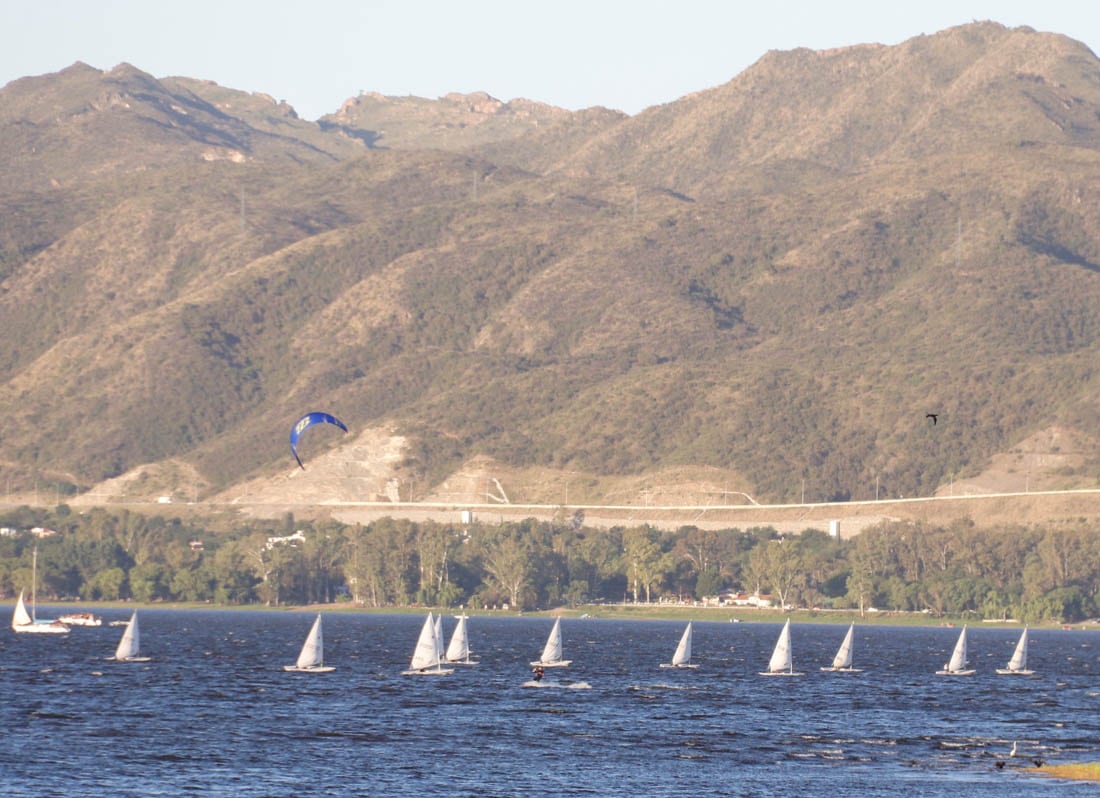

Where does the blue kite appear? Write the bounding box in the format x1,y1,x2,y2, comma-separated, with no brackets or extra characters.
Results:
290,411,348,469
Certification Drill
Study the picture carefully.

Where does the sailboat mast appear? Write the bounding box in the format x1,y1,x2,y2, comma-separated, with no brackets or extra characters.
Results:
31,545,38,622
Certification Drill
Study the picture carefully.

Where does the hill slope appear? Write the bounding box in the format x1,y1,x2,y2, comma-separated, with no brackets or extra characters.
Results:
2,22,1100,509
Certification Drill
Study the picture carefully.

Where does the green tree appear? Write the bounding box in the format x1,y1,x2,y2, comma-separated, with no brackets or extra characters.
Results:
129,562,168,602
622,526,664,603
694,566,723,599
749,539,804,608
478,527,531,610
84,566,126,600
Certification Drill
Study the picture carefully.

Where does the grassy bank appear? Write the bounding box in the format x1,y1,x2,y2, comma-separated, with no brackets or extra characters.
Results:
20,598,1098,630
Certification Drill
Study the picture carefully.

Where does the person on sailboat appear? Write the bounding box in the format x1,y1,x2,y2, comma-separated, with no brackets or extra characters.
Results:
532,666,545,682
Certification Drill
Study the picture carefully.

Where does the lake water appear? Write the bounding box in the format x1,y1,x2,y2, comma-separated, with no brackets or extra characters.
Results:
2,610,1097,797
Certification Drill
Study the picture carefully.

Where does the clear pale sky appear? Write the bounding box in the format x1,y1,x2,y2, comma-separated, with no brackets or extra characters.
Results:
2,1,1098,121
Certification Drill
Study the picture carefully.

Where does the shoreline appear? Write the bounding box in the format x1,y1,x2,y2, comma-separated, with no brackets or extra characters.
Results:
14,599,1099,630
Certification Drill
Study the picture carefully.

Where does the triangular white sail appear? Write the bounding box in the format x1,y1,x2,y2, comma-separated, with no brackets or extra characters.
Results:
531,617,572,667
997,628,1033,675
659,622,699,669
12,590,32,628
1006,628,1027,671
761,619,802,676
404,613,453,675
444,615,477,664
937,627,975,675
672,622,693,666
434,613,445,660
284,613,333,672
768,619,793,672
821,623,861,672
832,624,854,669
947,627,968,671
410,613,439,670
112,611,151,662
297,615,323,669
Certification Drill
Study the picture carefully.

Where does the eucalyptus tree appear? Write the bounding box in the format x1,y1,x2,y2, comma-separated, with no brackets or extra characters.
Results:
476,525,532,610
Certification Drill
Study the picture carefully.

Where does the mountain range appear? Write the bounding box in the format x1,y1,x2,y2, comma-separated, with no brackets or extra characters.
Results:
2,21,1099,509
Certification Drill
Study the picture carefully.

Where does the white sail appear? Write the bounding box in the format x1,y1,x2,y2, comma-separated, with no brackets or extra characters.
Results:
531,618,571,667
541,618,563,663
434,614,445,660
410,613,439,670
12,590,32,628
827,620,853,664
284,613,333,672
404,613,453,674
997,628,1032,675
938,627,975,675
444,615,475,664
768,619,793,673
671,622,693,666
296,614,324,669
1007,628,1028,670
112,611,151,662
947,627,968,671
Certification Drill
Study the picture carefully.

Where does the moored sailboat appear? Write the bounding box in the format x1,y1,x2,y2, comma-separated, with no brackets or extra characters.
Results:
111,611,152,662
995,628,1034,675
11,547,69,634
820,623,862,673
760,619,803,676
936,626,976,675
402,612,454,675
284,613,333,673
660,622,698,669
530,617,572,668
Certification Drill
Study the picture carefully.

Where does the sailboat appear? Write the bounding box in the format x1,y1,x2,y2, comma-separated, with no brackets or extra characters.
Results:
434,613,445,662
444,614,478,665
284,613,334,673
530,617,572,667
995,628,1034,675
936,626,976,675
820,623,862,672
660,622,698,669
110,611,152,662
11,547,69,634
759,619,803,676
402,612,454,675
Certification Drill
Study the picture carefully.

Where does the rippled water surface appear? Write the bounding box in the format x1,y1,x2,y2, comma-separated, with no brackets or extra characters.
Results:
2,611,1097,796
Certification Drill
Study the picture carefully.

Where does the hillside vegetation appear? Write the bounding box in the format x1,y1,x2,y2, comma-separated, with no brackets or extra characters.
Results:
2,22,1100,509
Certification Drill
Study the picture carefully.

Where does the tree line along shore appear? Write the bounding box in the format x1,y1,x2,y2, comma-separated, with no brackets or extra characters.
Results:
2,504,1098,625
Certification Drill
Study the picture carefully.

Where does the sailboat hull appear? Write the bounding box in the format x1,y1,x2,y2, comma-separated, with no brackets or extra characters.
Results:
13,622,70,635
758,670,804,676
401,666,455,675
935,668,976,676
284,664,335,673
995,668,1034,675
659,663,699,669
530,659,571,668
819,666,863,673
113,656,153,663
